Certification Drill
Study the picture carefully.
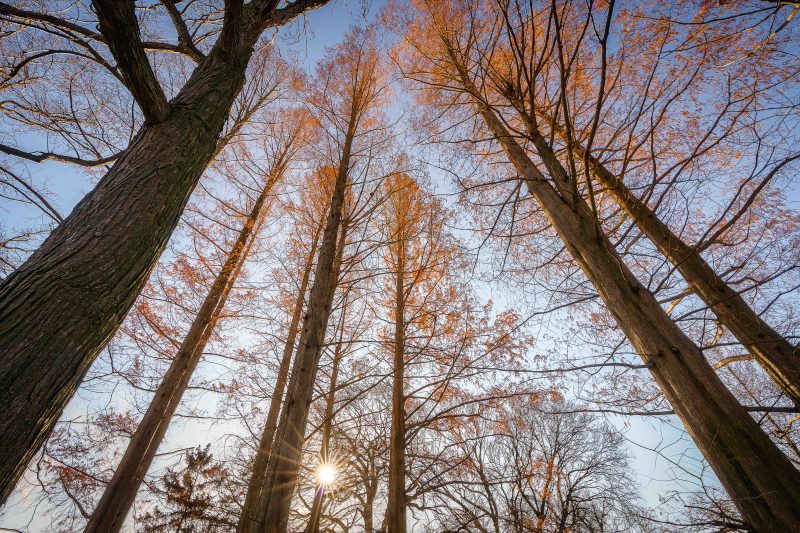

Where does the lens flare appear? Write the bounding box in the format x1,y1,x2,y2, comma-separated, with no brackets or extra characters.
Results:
318,463,336,485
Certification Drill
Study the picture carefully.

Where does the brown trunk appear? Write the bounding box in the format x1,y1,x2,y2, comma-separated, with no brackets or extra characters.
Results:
83,172,277,533
542,116,800,406
237,224,322,533
464,74,800,530
387,242,407,533
243,216,348,533
362,472,377,533
0,47,252,503
304,487,325,533
257,119,355,532
303,322,344,533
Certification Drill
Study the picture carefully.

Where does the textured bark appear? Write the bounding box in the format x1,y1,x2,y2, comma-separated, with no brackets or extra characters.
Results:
0,48,250,504
387,245,407,533
237,224,322,533
257,120,355,532
303,324,344,533
83,172,277,533
544,118,800,406
466,82,800,530
0,0,328,503
91,0,169,122
304,487,325,533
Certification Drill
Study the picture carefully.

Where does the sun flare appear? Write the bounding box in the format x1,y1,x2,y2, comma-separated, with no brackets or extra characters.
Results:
318,463,336,486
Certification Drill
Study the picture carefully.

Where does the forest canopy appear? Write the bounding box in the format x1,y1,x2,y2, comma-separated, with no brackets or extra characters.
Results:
0,0,799,531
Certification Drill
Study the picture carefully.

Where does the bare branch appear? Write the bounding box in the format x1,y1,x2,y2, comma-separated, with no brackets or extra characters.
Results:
91,0,169,123
0,143,121,168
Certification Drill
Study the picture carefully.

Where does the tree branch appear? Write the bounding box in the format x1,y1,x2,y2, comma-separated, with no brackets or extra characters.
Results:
91,0,169,123
244,0,330,43
0,2,190,57
544,405,799,416
160,0,205,62
0,143,121,167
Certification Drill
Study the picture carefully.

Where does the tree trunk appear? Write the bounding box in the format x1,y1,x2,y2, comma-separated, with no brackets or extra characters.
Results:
387,245,407,533
256,120,355,532
535,112,800,406
83,171,276,533
237,224,322,533
363,473,376,533
304,487,325,533
303,323,344,533
0,47,253,504
468,85,800,530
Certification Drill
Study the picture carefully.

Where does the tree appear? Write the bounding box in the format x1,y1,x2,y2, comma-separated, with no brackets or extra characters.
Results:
380,172,452,533
0,0,329,503
242,27,392,532
480,0,800,407
394,1,800,529
302,308,349,533
82,116,307,533
237,164,343,532
426,396,658,533
140,445,237,533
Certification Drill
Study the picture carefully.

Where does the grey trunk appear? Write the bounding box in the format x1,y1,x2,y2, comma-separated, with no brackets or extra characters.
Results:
538,113,800,406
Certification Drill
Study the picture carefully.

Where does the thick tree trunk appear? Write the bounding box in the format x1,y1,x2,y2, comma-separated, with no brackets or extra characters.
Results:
257,121,355,532
472,95,800,530
387,248,407,533
83,172,276,533
237,225,322,533
0,48,252,504
534,113,800,406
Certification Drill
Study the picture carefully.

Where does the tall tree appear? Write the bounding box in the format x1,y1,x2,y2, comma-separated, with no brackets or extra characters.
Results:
237,208,323,533
83,117,306,533
552,120,800,406
381,172,449,533
238,164,351,533
251,28,389,531
0,0,329,503
395,1,800,529
476,0,800,405
303,310,348,533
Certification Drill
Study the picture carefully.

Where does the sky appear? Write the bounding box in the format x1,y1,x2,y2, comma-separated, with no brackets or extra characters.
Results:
2,0,796,530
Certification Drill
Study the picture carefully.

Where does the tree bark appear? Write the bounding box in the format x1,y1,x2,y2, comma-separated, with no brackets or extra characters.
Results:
0,0,327,503
256,118,355,532
83,170,278,533
237,224,322,533
303,321,344,533
91,0,170,123
363,476,376,533
0,48,251,504
464,77,800,530
387,243,407,533
541,116,800,406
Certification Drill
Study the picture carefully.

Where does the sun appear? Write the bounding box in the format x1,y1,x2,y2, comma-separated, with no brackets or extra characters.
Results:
318,463,336,486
